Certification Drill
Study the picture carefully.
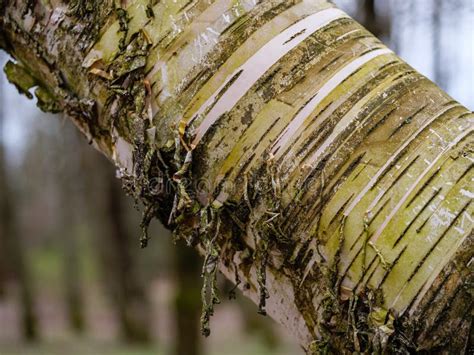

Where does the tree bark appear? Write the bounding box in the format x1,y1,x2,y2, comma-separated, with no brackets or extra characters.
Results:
1,1,472,352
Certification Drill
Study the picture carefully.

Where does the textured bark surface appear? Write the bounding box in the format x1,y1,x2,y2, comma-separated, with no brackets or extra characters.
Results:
1,1,472,353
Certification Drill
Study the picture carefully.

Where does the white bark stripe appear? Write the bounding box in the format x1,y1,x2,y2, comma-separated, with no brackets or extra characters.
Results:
408,216,472,315
271,48,392,157
188,8,348,146
370,127,473,245
343,103,460,218
390,199,472,312
364,105,459,214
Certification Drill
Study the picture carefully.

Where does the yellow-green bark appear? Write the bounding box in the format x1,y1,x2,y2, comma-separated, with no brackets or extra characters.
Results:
1,0,472,352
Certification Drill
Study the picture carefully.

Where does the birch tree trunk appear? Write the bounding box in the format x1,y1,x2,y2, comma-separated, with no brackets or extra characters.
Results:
1,0,472,352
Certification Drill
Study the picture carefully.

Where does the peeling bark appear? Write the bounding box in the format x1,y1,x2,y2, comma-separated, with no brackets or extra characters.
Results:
1,1,472,353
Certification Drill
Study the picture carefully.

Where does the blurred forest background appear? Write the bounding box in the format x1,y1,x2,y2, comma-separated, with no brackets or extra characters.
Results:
0,1,472,354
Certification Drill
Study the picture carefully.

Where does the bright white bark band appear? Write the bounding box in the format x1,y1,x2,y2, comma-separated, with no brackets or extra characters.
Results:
271,47,393,157
188,7,348,146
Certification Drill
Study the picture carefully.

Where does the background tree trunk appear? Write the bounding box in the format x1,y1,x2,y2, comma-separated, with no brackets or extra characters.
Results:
173,241,202,355
432,0,444,89
58,128,86,334
0,53,7,298
0,58,38,341
93,156,152,343
1,1,472,352
62,221,85,334
361,0,381,37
